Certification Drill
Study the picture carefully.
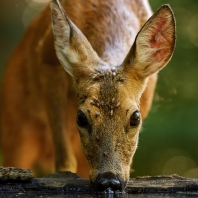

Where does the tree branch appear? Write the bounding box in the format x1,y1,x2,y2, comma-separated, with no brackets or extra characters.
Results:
0,167,198,195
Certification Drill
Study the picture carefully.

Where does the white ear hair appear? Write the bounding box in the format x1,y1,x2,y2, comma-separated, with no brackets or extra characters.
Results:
123,5,176,78
51,0,100,76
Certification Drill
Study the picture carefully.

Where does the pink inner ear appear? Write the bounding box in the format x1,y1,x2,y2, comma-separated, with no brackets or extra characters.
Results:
52,8,69,42
52,9,58,18
53,9,65,24
150,18,167,48
153,48,169,62
149,17,172,61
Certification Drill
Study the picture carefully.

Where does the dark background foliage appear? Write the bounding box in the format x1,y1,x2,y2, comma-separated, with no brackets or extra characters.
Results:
0,0,198,178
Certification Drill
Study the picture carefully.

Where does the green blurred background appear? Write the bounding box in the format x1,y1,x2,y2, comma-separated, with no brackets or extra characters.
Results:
0,0,198,178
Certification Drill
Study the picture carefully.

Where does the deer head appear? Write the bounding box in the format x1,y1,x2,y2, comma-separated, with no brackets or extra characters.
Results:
51,0,175,192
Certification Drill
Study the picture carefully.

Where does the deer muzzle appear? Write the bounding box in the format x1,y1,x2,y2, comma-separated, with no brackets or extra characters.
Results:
92,172,126,193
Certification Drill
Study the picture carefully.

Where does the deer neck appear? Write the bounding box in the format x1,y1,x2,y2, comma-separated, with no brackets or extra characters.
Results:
62,0,142,67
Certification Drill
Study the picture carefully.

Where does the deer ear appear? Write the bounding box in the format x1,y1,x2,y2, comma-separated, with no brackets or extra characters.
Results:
122,5,176,79
51,0,100,76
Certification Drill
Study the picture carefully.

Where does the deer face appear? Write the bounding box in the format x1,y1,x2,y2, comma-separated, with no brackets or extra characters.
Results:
51,0,175,192
75,67,145,191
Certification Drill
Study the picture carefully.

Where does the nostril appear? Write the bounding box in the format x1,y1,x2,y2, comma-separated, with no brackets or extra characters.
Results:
97,178,109,191
93,172,124,192
109,178,121,190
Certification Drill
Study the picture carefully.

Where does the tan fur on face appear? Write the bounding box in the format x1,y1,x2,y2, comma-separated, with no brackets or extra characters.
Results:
75,69,143,182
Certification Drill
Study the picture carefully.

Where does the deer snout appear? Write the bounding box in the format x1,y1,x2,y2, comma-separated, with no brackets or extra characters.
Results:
92,172,125,193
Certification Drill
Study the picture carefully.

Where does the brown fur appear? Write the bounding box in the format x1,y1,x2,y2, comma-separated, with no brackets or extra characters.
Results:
1,0,175,184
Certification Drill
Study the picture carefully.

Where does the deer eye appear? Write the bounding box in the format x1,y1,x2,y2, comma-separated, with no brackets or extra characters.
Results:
130,111,140,127
76,110,89,128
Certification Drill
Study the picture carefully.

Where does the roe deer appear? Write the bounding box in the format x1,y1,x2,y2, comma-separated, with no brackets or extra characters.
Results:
1,0,175,192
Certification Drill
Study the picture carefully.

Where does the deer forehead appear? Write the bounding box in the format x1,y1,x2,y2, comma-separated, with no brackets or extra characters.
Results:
77,68,140,117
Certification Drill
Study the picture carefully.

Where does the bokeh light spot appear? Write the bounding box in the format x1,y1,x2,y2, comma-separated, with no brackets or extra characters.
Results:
162,156,197,176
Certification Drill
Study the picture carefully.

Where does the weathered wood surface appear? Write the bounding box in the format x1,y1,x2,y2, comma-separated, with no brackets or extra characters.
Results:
0,167,198,195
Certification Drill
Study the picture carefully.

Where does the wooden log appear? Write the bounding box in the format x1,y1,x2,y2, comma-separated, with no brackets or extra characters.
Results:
0,167,198,196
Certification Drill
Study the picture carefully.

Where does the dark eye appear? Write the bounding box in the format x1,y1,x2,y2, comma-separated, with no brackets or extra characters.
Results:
130,111,140,127
76,110,89,128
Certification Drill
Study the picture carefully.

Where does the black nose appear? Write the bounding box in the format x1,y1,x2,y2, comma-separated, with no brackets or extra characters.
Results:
93,172,125,192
